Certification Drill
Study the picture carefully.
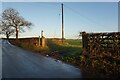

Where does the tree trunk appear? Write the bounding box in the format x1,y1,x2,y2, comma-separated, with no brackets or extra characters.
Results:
6,32,9,40
16,27,18,40
6,34,9,40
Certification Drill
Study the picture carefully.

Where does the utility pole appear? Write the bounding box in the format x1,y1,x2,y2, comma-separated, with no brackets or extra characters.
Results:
41,30,43,38
61,3,64,43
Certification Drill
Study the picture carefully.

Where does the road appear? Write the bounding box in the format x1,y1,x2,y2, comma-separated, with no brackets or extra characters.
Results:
2,39,81,78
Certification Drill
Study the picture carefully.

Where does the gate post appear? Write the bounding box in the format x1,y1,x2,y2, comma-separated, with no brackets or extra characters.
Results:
82,32,88,54
41,36,46,47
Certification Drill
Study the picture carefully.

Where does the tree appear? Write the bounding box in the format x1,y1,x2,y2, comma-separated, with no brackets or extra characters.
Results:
1,8,33,40
0,19,15,39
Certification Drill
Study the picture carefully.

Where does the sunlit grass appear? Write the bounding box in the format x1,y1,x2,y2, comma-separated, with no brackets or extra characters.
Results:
47,39,82,56
64,39,82,46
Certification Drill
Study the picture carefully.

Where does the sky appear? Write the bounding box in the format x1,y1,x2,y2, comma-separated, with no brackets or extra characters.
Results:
1,2,119,39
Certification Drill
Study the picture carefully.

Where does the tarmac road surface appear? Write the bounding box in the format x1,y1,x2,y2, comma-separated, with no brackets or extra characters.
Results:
2,39,81,78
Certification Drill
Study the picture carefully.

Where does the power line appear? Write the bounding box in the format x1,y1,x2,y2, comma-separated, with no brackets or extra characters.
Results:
64,4,109,28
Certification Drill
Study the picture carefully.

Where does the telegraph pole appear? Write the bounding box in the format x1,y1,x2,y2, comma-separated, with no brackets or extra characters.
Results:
61,3,64,43
41,30,43,38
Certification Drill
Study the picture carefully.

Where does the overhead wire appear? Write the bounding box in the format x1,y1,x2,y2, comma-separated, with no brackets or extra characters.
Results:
63,4,109,29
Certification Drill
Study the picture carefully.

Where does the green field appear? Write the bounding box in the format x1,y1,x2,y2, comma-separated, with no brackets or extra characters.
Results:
64,39,82,46
47,39,82,56
46,39,82,66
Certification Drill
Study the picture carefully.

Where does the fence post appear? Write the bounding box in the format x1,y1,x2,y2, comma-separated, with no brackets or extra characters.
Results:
82,32,88,54
41,36,46,47
38,36,40,46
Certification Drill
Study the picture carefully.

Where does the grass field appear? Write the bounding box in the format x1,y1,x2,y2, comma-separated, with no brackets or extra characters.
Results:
64,39,82,46
47,39,82,56
46,39,83,68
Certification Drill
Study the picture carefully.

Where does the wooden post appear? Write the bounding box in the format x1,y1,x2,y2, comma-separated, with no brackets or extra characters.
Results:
61,3,64,43
38,36,40,46
41,30,43,38
41,37,45,47
82,32,89,54
40,30,46,47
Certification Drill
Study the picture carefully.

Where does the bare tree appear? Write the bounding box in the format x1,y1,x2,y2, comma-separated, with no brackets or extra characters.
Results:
0,19,15,39
2,8,33,40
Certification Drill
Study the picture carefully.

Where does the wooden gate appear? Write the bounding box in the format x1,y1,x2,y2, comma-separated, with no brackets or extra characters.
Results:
81,32,120,56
